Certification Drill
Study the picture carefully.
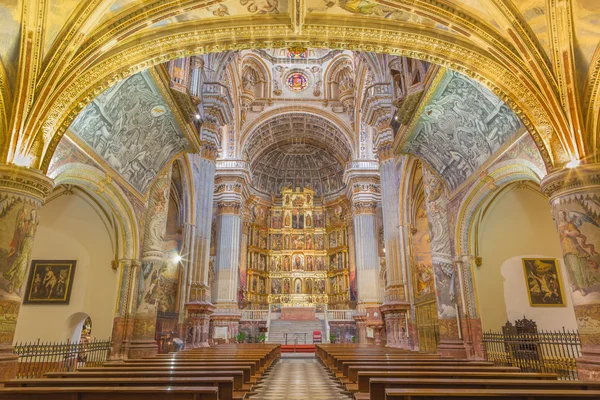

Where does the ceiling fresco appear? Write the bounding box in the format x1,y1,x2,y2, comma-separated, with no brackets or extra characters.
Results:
0,0,20,90
403,70,523,192
252,143,345,196
68,70,190,195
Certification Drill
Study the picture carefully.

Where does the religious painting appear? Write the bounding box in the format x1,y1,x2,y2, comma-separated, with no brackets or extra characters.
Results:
412,202,435,300
329,232,337,248
284,234,291,250
287,47,308,59
23,260,77,304
305,233,313,250
292,210,304,229
316,279,326,294
272,234,283,250
284,212,292,227
314,212,324,228
315,257,325,271
259,230,268,249
292,254,305,270
329,255,338,270
292,234,305,250
271,278,282,294
158,242,181,313
272,211,282,229
292,195,305,207
522,258,566,306
315,234,324,250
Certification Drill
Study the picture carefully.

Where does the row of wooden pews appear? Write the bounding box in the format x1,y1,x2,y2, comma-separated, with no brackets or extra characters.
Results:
0,343,280,400
316,344,600,400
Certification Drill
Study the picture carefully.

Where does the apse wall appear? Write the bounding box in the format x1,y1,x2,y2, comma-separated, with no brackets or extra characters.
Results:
475,184,577,332
13,192,118,343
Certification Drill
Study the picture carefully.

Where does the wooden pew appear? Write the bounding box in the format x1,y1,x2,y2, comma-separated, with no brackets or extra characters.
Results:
79,365,254,383
0,386,219,400
5,377,235,400
384,388,600,399
338,360,495,378
346,365,521,383
105,360,259,376
355,371,559,394
46,370,247,391
363,378,600,400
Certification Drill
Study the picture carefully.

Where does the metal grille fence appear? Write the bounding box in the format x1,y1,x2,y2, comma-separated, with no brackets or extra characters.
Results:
483,329,581,380
13,338,112,378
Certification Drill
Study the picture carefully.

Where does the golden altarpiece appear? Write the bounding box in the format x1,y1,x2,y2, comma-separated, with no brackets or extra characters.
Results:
242,188,355,311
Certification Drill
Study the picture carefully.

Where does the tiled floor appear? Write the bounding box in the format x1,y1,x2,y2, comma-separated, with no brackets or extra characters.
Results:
250,358,352,400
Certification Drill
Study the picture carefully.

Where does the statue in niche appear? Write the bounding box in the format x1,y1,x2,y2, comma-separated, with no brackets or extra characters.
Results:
284,212,291,227
330,254,337,270
285,194,291,205
295,279,302,294
315,257,324,271
284,235,290,250
284,278,290,294
306,194,312,205
305,234,313,250
252,276,258,292
283,256,290,271
306,278,313,294
305,212,312,227
316,279,325,294
271,257,278,272
315,235,324,250
259,255,266,271
306,256,313,271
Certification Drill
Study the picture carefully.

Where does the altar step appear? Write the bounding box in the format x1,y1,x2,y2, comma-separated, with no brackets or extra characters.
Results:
281,344,316,353
267,319,324,344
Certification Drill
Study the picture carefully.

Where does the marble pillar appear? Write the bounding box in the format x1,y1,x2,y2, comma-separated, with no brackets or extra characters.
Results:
129,166,172,358
422,167,467,358
0,165,53,379
110,259,141,359
184,148,217,346
345,163,384,344
210,164,249,341
379,146,411,348
541,164,600,381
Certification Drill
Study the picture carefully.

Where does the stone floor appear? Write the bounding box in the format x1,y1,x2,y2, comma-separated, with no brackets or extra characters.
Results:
249,358,352,400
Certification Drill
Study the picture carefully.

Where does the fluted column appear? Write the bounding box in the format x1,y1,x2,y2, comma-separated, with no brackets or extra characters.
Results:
422,166,466,358
345,162,384,343
184,147,218,347
210,161,250,343
129,166,173,358
0,165,53,379
541,164,600,381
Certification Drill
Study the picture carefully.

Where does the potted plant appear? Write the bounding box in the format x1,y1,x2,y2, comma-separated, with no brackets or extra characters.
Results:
329,334,336,344
351,336,356,343
235,332,247,344
258,333,267,343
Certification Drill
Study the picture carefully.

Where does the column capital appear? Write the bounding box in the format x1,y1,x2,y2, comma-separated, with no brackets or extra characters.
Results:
351,200,379,216
541,164,600,200
0,165,54,204
216,200,243,215
199,144,219,162
111,258,142,270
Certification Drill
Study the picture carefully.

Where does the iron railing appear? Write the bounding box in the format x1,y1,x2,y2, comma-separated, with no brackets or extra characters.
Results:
284,333,308,345
13,338,112,378
483,329,581,380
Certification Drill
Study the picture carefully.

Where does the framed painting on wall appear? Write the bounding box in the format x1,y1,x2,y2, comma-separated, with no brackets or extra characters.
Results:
23,260,77,304
522,258,566,307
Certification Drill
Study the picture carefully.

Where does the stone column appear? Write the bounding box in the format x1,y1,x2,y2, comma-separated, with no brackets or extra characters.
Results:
378,143,411,348
455,254,485,359
541,164,600,381
184,146,218,347
110,259,141,359
210,161,250,342
345,162,384,343
0,165,53,379
422,167,466,358
129,166,173,358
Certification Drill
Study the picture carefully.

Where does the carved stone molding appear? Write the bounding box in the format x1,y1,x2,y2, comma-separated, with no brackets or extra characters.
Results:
541,164,600,200
217,200,243,215
352,201,379,216
0,165,54,205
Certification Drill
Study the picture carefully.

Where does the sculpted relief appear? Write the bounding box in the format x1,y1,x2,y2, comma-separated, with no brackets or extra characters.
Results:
69,71,189,194
405,71,522,191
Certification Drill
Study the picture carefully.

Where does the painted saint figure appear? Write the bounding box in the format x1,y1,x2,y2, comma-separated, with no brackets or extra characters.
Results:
3,209,39,295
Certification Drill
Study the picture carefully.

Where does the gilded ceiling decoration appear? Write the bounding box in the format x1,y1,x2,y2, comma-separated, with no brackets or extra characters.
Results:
403,70,523,191
252,143,345,196
68,70,190,194
0,0,598,175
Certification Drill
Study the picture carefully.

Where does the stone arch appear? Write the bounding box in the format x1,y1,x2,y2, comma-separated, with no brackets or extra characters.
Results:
51,163,140,262
454,159,545,257
32,22,573,172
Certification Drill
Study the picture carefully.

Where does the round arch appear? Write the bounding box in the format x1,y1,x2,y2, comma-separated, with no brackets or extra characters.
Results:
30,18,575,173
51,163,140,262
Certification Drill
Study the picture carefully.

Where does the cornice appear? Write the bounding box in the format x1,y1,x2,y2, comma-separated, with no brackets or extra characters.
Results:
540,164,600,201
0,165,54,205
